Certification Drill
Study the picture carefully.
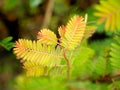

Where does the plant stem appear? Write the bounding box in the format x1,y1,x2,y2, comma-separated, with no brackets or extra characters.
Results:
63,48,70,81
42,0,55,28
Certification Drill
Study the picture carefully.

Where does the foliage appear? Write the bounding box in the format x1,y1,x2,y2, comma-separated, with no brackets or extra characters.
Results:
60,16,86,50
110,32,120,71
71,42,95,78
14,34,120,89
37,29,58,45
1,0,120,90
12,0,120,88
0,36,14,51
13,15,95,77
94,0,120,31
15,75,66,90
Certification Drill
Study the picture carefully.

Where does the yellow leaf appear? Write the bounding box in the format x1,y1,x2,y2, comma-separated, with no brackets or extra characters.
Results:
94,0,120,31
13,39,63,67
83,26,96,39
23,61,67,77
37,29,57,45
61,15,86,50
24,61,45,77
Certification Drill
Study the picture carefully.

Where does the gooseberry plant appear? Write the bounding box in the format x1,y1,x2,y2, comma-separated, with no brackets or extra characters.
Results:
12,0,120,89
13,15,95,80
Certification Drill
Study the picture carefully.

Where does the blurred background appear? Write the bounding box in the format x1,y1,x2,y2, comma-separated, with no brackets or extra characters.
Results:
0,0,111,90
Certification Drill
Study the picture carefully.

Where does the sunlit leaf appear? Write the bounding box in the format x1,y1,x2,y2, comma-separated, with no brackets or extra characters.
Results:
94,0,120,31
37,29,58,45
13,39,63,67
61,15,86,50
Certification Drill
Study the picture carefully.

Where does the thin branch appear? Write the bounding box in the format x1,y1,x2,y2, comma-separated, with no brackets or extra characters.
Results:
63,48,70,81
42,0,55,28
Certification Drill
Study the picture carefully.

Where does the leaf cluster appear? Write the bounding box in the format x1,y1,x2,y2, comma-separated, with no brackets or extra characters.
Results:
12,0,120,89
13,15,95,77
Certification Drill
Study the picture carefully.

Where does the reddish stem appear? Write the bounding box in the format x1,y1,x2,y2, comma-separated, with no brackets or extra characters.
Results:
63,48,70,81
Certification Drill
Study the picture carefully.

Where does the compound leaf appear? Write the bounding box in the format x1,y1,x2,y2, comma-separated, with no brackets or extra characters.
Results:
13,39,63,67
61,15,86,50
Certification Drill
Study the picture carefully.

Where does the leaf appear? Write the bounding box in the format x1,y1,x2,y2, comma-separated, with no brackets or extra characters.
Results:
29,0,43,8
94,0,120,31
1,36,13,43
13,39,63,67
0,36,14,50
24,61,45,77
83,26,96,40
37,29,58,45
72,46,95,77
48,65,67,76
24,61,66,77
109,32,120,72
94,57,107,76
58,25,66,37
61,15,86,50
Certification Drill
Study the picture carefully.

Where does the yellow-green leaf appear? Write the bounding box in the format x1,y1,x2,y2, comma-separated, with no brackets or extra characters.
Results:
24,61,45,77
37,29,57,45
83,26,96,39
13,39,63,67
94,0,120,31
61,15,86,50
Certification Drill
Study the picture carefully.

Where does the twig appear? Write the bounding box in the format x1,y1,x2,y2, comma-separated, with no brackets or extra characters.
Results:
42,0,55,28
63,48,70,81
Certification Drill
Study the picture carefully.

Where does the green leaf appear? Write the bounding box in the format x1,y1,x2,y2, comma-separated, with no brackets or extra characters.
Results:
94,57,111,76
72,46,95,77
0,37,14,51
29,0,43,8
110,32,120,70
1,37,13,43
15,75,66,90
